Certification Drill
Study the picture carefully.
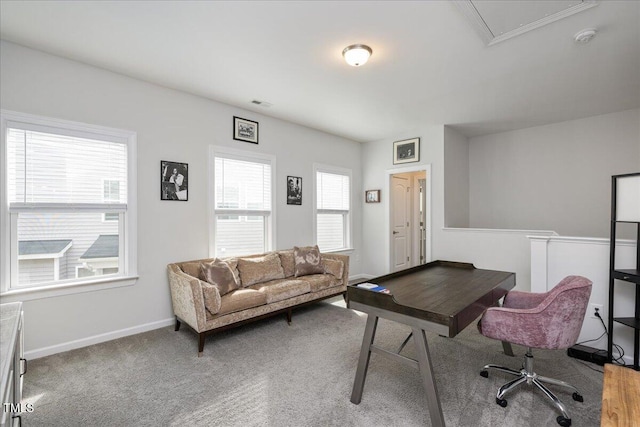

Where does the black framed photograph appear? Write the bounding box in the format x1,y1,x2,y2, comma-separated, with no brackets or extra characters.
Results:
287,176,302,205
393,137,420,164
233,116,259,144
365,189,380,203
161,161,188,201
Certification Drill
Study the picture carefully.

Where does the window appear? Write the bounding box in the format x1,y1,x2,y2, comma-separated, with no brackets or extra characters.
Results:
1,110,137,294
210,147,275,258
315,165,351,252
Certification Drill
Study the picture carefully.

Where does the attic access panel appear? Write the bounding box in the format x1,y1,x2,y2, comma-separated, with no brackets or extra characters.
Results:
455,0,599,45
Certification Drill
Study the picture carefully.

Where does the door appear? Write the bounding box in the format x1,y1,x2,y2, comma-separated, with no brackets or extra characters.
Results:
391,176,411,271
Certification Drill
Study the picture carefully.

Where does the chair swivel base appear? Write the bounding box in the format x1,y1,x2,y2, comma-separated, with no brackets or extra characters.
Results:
480,349,583,427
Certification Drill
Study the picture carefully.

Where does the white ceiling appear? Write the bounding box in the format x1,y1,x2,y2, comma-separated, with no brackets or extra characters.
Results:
1,1,638,142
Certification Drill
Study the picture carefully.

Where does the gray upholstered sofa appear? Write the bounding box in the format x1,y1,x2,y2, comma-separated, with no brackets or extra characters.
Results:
168,246,349,355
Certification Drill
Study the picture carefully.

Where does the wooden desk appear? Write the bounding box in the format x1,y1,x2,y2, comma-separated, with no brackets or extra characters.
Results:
601,364,640,427
347,260,515,427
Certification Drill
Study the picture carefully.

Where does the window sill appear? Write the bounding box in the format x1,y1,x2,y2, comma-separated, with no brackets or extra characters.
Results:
0,275,138,303
322,248,354,255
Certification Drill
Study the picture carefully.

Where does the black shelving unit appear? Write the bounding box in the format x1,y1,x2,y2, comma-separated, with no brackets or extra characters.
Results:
608,172,640,370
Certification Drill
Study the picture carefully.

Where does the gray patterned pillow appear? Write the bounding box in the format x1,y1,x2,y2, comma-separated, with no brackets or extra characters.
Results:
200,259,240,296
323,257,344,280
294,245,324,277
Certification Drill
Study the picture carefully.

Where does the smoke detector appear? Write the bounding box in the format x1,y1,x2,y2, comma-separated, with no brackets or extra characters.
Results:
574,28,597,44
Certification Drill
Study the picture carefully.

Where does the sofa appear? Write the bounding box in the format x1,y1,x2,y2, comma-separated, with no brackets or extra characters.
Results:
168,246,349,355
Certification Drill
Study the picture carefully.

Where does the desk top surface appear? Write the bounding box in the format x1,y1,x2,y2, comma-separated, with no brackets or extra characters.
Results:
347,260,515,336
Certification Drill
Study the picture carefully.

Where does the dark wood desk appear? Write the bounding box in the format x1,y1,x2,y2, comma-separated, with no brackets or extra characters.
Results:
347,260,516,427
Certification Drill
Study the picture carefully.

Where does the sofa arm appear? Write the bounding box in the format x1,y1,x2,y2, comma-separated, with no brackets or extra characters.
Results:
321,253,350,287
167,264,208,332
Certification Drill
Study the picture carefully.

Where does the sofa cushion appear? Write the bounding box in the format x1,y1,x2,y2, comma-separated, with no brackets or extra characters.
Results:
237,253,285,287
278,251,295,278
294,245,324,277
224,258,242,286
322,257,344,280
201,282,222,314
218,289,268,316
180,261,202,279
250,279,311,304
200,259,240,296
299,274,339,292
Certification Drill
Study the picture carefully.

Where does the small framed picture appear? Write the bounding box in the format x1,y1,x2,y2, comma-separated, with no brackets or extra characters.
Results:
161,161,188,201
393,137,420,164
287,176,302,205
365,190,380,203
233,116,259,144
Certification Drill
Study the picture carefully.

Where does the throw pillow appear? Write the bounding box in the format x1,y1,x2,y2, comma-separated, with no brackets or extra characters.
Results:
200,259,240,296
323,257,344,280
201,281,222,314
237,253,285,287
294,245,324,277
278,251,295,277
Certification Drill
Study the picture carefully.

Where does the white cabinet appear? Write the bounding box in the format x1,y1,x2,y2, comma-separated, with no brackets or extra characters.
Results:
1,302,25,427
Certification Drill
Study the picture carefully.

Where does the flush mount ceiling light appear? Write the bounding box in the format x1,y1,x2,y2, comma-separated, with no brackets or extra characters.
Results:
342,44,372,67
574,28,598,44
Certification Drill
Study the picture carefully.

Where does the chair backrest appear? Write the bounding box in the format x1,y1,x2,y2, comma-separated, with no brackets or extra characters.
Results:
527,275,593,349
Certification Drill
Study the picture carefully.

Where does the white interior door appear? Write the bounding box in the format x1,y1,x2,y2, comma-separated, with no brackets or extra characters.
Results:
391,175,411,271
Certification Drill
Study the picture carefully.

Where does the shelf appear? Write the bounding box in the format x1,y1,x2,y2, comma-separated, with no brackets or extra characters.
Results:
613,317,640,330
613,269,640,284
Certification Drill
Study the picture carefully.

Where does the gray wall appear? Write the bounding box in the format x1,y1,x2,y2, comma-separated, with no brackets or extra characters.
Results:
443,126,470,228
468,109,640,237
0,41,363,354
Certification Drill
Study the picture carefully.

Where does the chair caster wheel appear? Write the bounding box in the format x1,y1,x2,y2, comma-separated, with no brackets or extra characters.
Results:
557,416,572,426
572,392,583,402
480,370,488,378
495,397,507,407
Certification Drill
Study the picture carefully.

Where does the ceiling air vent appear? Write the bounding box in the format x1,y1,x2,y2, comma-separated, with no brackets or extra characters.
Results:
251,100,273,108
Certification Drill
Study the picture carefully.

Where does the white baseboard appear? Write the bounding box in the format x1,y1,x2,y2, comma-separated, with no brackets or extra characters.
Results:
25,317,175,360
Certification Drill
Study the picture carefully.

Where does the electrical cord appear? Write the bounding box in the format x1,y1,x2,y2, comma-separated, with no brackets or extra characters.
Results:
575,309,626,367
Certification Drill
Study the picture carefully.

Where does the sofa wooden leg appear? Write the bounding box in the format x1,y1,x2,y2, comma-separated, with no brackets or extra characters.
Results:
175,317,181,331
198,333,205,357
286,308,292,325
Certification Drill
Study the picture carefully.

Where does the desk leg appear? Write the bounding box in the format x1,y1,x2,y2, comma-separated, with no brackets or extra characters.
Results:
501,341,514,357
350,315,378,404
412,327,445,427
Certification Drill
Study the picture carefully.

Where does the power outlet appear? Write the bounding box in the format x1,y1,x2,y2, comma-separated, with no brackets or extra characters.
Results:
589,303,604,319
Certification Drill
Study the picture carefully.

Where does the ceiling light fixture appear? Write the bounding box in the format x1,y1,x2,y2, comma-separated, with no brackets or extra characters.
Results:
342,44,372,67
574,28,597,44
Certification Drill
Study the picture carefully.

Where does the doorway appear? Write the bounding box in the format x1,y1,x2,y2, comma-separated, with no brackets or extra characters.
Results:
388,166,431,272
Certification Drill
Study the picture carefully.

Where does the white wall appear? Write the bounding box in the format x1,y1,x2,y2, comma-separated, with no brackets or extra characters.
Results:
0,41,363,356
443,126,469,228
530,236,637,365
468,109,640,237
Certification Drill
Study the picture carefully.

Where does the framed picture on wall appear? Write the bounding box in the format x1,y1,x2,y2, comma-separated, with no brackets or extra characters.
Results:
161,161,188,201
365,189,380,203
287,176,302,205
393,137,420,164
233,116,259,144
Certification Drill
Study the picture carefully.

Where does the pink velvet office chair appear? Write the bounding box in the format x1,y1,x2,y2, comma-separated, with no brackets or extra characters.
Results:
477,275,593,427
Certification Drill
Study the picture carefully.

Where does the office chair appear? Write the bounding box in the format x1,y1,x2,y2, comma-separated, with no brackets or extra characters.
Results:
477,275,593,427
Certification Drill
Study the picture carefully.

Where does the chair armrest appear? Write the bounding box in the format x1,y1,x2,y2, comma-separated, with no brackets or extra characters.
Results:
503,290,548,309
167,264,208,332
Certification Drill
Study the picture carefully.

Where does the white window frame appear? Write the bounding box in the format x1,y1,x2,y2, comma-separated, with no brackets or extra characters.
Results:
0,110,138,301
313,163,352,252
208,145,276,257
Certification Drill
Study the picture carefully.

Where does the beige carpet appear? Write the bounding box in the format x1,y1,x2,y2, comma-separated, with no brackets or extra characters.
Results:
21,298,604,426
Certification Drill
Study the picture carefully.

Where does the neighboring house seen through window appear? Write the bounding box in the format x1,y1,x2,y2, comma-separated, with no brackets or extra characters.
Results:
1,111,137,293
315,165,351,252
